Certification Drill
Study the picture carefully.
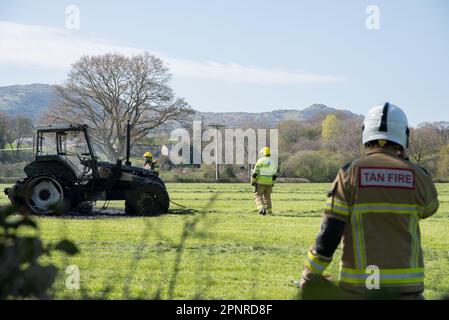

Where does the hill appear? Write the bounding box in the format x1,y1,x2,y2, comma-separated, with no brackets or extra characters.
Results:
0,83,361,126
0,83,56,116
195,104,360,128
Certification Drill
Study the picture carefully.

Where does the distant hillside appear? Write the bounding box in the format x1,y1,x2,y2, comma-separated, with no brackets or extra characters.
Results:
0,83,361,126
195,104,361,128
0,83,57,116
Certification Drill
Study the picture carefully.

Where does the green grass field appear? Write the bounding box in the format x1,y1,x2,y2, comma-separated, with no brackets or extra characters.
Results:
1,183,449,299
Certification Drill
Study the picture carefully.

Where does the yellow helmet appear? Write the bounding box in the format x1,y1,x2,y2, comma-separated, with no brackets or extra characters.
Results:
143,151,153,158
260,147,270,156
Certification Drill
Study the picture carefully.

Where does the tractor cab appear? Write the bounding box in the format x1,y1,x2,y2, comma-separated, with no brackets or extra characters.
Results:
27,124,98,181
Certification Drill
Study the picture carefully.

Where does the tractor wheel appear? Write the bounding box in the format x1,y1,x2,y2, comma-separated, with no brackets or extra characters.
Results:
125,180,169,215
151,176,167,190
21,176,72,215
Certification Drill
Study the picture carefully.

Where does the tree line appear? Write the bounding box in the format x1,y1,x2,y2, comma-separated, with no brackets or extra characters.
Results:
277,114,449,182
0,52,448,182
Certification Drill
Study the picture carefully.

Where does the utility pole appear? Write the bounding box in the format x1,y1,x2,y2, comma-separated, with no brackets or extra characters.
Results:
125,120,131,166
207,123,226,181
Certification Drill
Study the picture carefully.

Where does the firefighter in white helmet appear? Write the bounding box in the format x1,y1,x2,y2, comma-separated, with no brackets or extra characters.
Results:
299,103,439,299
251,147,278,215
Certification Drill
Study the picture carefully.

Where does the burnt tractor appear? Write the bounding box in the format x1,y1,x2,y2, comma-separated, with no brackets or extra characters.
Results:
4,123,169,215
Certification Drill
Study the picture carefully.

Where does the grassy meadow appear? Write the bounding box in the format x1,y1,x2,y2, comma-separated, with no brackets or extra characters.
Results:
1,183,448,299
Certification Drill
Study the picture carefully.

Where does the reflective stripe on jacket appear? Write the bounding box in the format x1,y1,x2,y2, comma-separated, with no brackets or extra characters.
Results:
251,156,277,185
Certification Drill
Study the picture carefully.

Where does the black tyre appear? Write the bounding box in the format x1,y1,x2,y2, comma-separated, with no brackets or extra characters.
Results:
125,180,169,215
152,176,167,190
19,176,72,215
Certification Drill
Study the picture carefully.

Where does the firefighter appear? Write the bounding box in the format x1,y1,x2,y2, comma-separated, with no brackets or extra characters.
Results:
299,103,439,299
143,151,159,176
251,147,277,215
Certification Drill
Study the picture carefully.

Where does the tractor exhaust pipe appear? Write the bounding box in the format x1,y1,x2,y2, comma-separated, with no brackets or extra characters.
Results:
125,120,131,166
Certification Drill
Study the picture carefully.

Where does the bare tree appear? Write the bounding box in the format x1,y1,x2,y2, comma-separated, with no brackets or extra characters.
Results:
433,121,449,146
409,124,442,166
8,116,34,156
338,118,364,160
0,112,10,151
47,52,193,161
278,120,321,151
278,120,305,149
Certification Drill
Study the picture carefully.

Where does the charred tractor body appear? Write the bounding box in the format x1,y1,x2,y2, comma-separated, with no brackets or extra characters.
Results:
4,124,169,215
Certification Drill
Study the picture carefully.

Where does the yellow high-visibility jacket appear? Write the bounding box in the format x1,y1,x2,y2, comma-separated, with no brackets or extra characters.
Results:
251,156,277,185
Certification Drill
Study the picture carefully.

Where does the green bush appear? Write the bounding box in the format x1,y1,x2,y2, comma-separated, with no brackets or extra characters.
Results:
280,150,344,182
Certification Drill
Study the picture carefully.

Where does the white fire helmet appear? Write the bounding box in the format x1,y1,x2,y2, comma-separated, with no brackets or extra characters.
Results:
362,102,410,149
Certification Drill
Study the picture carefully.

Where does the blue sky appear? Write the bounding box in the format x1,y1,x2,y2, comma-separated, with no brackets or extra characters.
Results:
0,0,448,124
